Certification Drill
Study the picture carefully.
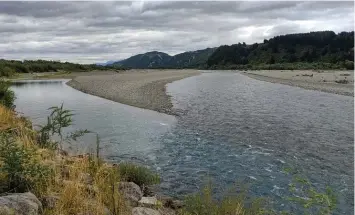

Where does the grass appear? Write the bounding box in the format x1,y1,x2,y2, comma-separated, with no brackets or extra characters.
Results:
0,105,130,214
117,162,160,187
179,182,272,215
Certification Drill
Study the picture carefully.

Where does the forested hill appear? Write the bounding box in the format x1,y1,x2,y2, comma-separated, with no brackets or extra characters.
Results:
207,31,354,70
113,48,216,69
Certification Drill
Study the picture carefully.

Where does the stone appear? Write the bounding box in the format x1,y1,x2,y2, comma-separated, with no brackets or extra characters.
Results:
118,182,143,207
0,192,42,215
132,207,161,215
41,195,60,209
138,197,158,208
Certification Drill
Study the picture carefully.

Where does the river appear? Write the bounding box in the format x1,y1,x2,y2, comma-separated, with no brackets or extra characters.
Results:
11,71,354,214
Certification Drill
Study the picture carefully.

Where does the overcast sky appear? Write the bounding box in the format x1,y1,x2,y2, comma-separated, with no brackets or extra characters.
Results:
0,1,354,64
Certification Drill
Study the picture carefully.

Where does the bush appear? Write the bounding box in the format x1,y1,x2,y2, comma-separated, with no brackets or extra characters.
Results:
0,133,51,194
343,60,354,70
0,66,15,77
0,80,15,109
117,162,160,187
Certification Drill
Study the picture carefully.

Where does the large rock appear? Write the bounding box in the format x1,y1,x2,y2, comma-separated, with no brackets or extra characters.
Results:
118,182,143,206
138,196,158,208
132,207,161,215
0,192,42,215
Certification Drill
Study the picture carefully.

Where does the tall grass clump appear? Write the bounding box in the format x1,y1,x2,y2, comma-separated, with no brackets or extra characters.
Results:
117,162,160,187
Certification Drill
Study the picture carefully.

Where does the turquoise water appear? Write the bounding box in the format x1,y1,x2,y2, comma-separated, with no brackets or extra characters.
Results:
11,72,354,214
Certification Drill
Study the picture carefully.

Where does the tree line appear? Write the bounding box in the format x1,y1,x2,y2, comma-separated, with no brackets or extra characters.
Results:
0,59,124,77
206,31,354,70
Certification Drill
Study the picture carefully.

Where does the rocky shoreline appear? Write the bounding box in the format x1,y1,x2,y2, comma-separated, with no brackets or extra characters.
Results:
67,70,201,115
0,152,184,215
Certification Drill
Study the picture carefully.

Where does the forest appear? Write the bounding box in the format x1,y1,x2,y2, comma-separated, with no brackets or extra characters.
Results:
206,31,354,70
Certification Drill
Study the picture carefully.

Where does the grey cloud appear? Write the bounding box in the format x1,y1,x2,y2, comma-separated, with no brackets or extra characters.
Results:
0,1,353,63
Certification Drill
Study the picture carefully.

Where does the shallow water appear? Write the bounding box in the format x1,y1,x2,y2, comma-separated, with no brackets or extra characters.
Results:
11,72,354,214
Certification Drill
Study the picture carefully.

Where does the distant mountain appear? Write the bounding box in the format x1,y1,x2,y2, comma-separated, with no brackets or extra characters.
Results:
96,60,118,66
113,48,216,69
113,51,171,69
169,48,216,68
207,31,354,69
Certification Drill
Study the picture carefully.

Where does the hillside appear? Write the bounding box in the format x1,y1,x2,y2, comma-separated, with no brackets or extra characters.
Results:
113,48,216,69
207,31,354,70
113,31,354,70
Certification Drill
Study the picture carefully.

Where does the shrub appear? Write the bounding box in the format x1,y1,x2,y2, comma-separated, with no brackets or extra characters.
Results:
343,60,354,70
0,133,52,194
117,162,160,187
37,104,91,150
0,67,15,77
283,168,337,215
0,80,15,109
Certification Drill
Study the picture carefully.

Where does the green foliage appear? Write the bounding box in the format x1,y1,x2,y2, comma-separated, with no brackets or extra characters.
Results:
0,59,124,77
282,168,337,215
0,66,15,77
207,31,354,70
0,133,51,194
117,162,160,187
37,104,91,150
343,60,354,70
0,79,15,109
181,182,273,215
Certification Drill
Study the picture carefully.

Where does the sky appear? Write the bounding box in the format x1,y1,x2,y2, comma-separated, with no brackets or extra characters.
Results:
0,1,354,64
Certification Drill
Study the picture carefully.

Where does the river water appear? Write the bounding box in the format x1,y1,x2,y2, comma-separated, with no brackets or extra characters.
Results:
11,72,354,214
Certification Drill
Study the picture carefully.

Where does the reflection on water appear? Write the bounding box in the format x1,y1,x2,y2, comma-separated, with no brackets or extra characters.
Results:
11,80,176,159
11,72,354,214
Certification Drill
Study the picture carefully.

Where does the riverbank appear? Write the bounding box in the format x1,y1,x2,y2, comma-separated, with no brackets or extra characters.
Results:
242,70,354,97
67,70,200,115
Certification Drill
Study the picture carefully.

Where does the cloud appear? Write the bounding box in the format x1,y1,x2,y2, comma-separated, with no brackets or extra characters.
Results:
0,1,353,63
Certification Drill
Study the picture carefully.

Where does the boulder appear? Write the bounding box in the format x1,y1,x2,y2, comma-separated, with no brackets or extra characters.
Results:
118,182,143,207
0,192,42,215
138,196,158,208
132,207,161,215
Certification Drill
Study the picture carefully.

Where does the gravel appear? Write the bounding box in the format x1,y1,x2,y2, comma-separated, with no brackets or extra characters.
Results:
67,70,200,115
